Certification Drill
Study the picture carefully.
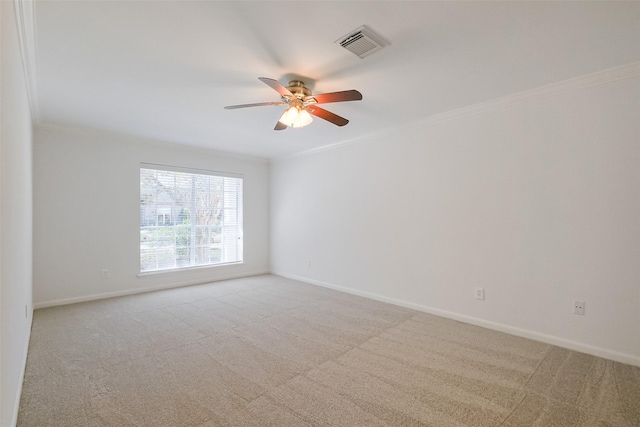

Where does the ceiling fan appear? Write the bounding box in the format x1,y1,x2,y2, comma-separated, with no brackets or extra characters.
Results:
224,77,363,130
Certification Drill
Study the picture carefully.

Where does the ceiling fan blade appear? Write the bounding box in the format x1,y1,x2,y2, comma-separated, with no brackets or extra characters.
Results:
258,77,294,98
306,106,349,127
306,90,362,104
224,101,286,109
274,121,288,131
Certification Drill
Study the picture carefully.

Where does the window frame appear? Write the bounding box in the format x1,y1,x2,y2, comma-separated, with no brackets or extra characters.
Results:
139,163,244,275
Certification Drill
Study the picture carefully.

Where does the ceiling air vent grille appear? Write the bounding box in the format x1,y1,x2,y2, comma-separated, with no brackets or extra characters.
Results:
336,26,385,59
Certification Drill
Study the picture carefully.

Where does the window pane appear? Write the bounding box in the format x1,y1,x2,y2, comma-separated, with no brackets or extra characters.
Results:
140,166,243,273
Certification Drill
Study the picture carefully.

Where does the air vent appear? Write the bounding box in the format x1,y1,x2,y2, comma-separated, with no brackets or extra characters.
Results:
336,25,385,59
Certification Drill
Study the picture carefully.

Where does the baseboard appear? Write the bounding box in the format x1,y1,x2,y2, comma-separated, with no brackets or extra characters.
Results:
33,270,270,309
12,309,33,427
273,271,640,368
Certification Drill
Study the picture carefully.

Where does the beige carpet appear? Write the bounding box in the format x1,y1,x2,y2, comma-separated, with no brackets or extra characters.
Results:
17,274,640,426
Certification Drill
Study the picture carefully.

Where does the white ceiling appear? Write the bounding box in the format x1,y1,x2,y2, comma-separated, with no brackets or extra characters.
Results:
30,1,640,159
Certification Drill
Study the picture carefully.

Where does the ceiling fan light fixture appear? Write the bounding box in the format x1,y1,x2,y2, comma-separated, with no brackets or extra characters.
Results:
279,106,299,126
292,108,313,128
279,106,313,128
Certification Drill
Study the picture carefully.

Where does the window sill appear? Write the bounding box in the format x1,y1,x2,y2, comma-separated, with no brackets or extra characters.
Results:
137,261,244,278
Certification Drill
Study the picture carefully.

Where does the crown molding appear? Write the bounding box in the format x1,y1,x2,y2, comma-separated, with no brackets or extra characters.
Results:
35,122,270,163
277,61,640,162
13,0,40,124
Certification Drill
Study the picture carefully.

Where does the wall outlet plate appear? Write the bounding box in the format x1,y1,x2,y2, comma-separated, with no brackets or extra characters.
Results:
573,300,585,315
475,287,485,300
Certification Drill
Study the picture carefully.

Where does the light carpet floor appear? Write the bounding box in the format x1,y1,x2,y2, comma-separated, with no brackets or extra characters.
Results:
18,274,640,426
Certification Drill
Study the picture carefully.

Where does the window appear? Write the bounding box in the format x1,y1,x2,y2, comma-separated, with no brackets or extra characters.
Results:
140,164,243,273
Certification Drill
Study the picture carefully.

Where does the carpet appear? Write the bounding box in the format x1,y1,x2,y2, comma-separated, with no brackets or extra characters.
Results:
17,274,640,426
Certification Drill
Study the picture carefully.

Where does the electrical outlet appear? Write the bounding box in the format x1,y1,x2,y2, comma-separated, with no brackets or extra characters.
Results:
306,259,311,268
573,300,585,315
475,287,485,300
25,304,28,319
101,269,109,279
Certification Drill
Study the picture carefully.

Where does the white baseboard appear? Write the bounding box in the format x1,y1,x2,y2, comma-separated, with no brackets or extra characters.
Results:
12,309,33,427
33,270,270,309
272,271,640,368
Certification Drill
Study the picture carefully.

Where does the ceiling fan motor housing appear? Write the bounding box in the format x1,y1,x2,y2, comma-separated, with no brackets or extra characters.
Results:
285,80,312,99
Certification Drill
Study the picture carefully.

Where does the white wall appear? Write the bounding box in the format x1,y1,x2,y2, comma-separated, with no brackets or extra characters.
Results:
1,1,34,425
33,126,269,306
271,75,640,366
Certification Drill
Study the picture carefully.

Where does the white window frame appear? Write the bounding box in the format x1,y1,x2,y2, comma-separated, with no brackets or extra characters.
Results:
139,163,243,274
